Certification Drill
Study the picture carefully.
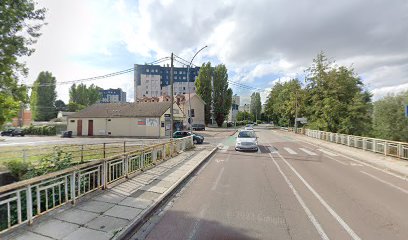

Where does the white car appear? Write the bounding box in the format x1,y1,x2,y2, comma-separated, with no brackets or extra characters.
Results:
235,130,258,151
244,124,254,131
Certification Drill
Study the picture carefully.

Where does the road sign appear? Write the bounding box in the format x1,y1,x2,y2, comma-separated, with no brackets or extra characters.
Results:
296,117,308,124
406,105,408,117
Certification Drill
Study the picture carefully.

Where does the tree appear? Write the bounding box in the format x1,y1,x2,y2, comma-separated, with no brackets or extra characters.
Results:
237,111,254,122
265,79,305,127
30,71,57,121
250,92,262,121
0,0,46,126
372,91,408,141
69,83,102,109
213,64,233,127
55,100,67,112
195,62,213,125
305,52,372,135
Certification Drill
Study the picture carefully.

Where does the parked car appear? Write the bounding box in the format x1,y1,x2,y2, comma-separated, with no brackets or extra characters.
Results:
1,128,25,136
244,124,254,131
192,123,205,131
235,130,258,151
173,131,204,144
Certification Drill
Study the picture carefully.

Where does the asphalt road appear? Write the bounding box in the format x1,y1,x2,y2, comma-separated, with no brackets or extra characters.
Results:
139,128,408,240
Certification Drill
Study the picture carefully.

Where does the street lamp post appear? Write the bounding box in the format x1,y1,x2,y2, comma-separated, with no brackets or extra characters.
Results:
187,45,207,133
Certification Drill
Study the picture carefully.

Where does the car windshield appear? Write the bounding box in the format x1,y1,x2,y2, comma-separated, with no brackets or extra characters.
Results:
238,131,256,138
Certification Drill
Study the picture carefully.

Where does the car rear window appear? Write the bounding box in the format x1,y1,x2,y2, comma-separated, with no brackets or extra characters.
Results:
238,131,256,138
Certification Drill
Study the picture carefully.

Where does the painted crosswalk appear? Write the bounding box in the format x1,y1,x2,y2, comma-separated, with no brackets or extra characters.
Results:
299,148,317,156
317,149,338,156
284,147,297,155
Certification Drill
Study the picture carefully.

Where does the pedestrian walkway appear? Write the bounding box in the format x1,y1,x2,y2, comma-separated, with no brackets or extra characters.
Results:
2,148,215,240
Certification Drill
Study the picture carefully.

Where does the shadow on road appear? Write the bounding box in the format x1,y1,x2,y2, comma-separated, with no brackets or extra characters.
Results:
145,210,258,240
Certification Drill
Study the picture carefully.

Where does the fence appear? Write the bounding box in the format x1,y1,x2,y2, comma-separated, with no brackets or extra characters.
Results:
0,139,166,165
297,129,408,160
0,136,193,234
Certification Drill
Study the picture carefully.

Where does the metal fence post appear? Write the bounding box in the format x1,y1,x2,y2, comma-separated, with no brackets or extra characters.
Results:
398,143,402,158
124,155,128,178
384,142,388,156
26,185,33,225
71,172,76,204
103,143,106,158
363,138,366,151
102,160,108,189
124,141,126,153
80,145,84,162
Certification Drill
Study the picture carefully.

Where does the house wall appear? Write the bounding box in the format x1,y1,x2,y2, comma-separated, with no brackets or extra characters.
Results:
67,117,162,137
66,103,185,137
181,95,205,125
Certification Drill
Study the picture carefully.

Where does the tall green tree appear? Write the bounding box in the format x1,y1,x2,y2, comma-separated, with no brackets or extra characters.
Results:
213,64,233,127
305,52,372,135
195,62,213,125
30,71,57,121
55,100,66,112
0,0,46,126
372,91,408,142
68,83,102,110
250,92,262,121
265,79,305,127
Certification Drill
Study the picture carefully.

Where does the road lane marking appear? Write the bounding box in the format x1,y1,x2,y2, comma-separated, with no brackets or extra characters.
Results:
188,205,208,240
211,167,225,191
268,146,278,153
269,153,329,240
284,147,297,155
275,151,362,240
297,139,408,182
317,149,338,156
317,153,348,166
299,148,317,156
360,171,408,195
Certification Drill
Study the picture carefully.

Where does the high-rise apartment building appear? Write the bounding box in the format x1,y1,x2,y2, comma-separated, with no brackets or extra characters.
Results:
134,64,200,100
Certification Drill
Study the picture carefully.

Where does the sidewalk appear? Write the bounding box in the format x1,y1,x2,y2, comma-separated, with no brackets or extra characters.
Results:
280,130,408,178
3,147,216,240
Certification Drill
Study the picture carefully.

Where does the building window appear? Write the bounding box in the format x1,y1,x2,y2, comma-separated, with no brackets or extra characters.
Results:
183,87,185,90
191,109,195,117
175,71,177,74
146,91,149,94
146,69,149,72
70,120,75,123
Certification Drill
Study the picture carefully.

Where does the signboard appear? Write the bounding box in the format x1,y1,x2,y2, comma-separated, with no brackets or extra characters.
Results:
146,118,159,127
406,105,408,117
295,117,308,124
137,118,146,125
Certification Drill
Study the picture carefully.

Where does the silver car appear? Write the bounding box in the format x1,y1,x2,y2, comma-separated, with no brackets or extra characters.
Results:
235,130,258,151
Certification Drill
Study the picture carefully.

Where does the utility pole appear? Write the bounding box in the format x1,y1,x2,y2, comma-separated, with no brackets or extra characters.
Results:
170,53,174,138
294,91,298,133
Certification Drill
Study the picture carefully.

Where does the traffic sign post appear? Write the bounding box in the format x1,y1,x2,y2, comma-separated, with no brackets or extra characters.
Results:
405,105,408,117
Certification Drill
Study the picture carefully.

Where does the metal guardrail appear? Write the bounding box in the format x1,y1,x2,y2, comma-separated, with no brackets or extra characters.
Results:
302,129,408,160
0,136,193,234
0,139,166,164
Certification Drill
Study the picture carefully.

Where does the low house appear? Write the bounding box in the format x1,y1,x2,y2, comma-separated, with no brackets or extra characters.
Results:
67,102,185,137
176,93,205,126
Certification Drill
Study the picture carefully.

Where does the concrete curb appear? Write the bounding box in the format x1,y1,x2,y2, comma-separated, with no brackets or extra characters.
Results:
229,129,238,136
115,147,218,240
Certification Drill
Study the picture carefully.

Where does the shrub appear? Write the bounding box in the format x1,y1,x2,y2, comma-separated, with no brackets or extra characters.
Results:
4,160,32,181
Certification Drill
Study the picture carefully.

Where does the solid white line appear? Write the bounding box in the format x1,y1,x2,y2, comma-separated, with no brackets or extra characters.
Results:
211,167,225,191
297,139,408,182
276,151,361,240
360,171,408,195
320,154,348,166
300,148,317,156
284,147,297,155
269,153,329,240
317,149,338,156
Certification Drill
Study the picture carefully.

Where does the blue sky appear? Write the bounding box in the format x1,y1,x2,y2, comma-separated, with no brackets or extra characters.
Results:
25,0,408,104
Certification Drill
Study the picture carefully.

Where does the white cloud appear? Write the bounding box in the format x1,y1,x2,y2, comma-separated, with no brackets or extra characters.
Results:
23,0,408,103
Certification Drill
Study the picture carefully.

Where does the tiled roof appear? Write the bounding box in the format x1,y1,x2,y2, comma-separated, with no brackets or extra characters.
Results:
68,102,172,118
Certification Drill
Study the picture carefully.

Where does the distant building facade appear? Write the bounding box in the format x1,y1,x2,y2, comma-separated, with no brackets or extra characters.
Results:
99,88,126,103
228,95,240,122
134,64,200,100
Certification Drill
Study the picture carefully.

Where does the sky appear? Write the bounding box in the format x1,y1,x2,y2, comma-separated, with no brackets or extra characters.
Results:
24,0,408,104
